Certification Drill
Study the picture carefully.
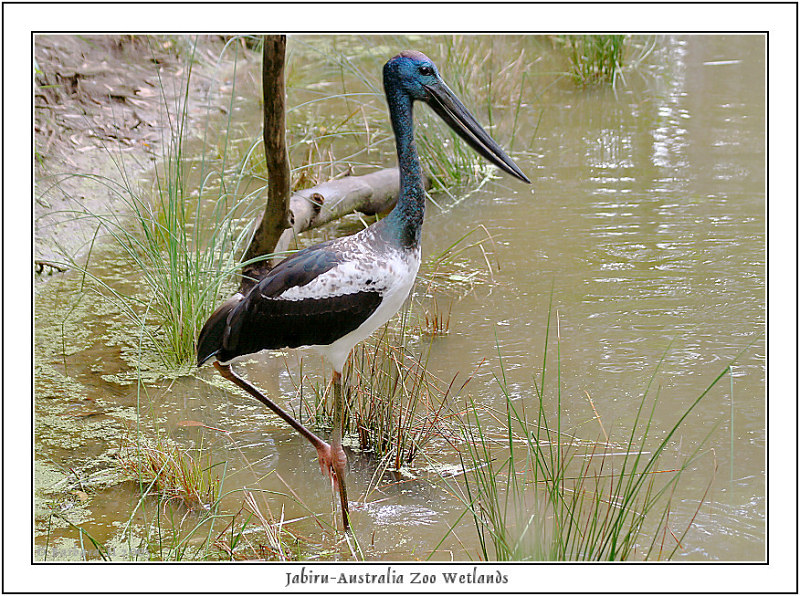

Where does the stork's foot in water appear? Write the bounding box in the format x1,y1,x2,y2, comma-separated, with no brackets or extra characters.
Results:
315,441,350,530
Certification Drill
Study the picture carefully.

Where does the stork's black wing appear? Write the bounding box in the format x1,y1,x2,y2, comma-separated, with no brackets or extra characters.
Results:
197,242,383,365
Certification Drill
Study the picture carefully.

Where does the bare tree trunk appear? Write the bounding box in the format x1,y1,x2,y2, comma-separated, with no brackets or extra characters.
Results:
240,35,291,291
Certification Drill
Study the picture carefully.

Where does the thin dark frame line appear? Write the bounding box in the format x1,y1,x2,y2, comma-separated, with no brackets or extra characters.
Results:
20,25,779,589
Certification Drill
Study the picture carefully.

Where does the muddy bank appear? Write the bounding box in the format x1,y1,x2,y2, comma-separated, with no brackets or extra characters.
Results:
34,35,253,276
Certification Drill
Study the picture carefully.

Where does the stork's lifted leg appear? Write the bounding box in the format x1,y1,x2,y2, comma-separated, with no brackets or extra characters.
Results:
213,362,350,530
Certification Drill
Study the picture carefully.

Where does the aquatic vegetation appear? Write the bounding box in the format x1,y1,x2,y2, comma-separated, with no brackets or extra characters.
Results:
116,433,222,511
554,35,659,87
94,41,265,369
211,492,303,561
556,35,627,86
346,314,458,468
437,308,756,561
419,295,452,337
288,306,460,472
418,225,500,292
114,431,307,561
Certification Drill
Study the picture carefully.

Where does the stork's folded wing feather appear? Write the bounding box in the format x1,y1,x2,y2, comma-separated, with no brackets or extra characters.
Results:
198,242,385,365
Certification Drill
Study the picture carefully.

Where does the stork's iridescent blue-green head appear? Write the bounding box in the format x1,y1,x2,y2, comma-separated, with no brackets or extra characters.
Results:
383,50,531,184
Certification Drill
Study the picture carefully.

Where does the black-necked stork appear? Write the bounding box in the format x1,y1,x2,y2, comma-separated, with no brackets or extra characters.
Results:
197,50,530,530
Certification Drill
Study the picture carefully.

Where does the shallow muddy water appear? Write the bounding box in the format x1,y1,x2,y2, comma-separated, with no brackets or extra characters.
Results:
34,35,764,561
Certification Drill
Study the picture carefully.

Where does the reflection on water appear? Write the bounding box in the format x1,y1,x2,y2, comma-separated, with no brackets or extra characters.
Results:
35,35,764,561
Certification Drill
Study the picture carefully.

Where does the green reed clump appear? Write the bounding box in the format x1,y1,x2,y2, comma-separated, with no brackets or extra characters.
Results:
292,308,457,472
557,35,627,86
110,38,274,368
438,306,748,561
345,316,457,469
115,428,304,561
117,433,222,511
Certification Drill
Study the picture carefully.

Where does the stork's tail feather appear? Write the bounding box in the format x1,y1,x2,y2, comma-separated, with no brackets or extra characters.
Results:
197,294,243,366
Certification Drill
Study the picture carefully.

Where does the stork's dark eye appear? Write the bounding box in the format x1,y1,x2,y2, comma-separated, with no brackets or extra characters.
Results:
419,65,434,77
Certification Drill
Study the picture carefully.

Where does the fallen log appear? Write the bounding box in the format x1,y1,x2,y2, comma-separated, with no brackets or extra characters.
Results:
274,167,430,248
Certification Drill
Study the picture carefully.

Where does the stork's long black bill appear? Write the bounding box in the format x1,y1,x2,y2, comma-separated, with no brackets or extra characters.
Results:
424,81,531,184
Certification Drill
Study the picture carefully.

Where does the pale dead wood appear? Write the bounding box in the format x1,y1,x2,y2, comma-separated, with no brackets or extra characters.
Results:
272,167,430,255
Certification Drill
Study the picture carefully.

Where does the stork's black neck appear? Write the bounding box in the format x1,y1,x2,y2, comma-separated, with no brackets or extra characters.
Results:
382,83,425,249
